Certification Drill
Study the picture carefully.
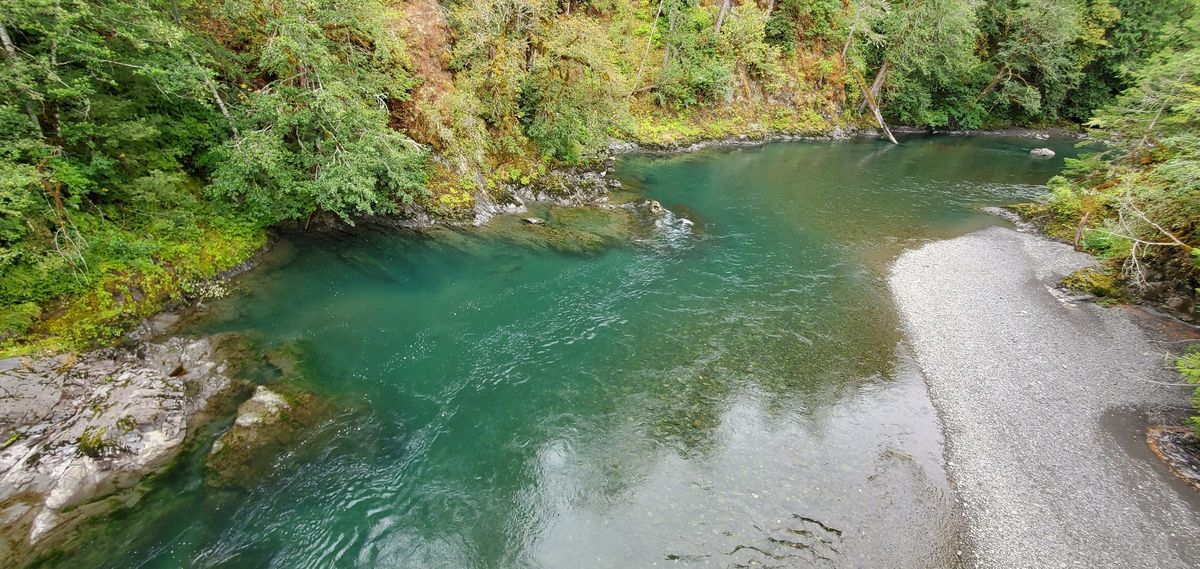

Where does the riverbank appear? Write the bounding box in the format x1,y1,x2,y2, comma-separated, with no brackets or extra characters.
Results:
0,336,246,565
889,225,1200,568
2,125,1079,359
0,132,1085,566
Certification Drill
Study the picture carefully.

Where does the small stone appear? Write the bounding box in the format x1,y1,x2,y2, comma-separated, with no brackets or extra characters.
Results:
522,217,544,225
1030,148,1056,158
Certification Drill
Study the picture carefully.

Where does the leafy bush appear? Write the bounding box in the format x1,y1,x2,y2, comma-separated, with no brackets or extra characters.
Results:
521,16,630,163
1177,348,1200,436
207,0,430,225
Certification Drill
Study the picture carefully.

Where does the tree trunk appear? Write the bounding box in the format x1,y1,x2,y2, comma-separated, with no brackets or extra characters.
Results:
715,0,731,35
852,63,897,145
840,3,861,62
868,99,898,145
170,3,239,137
766,0,775,16
857,60,889,113
191,53,239,138
662,15,676,71
632,0,666,91
0,21,43,138
975,64,1009,102
1073,211,1090,251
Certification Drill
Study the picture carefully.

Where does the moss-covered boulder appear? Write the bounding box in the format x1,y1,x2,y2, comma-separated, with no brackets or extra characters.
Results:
205,384,328,488
1061,267,1128,301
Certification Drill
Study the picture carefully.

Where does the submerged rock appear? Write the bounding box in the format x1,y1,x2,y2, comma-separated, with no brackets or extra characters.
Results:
205,383,328,489
474,205,640,255
0,336,244,563
1030,147,1056,158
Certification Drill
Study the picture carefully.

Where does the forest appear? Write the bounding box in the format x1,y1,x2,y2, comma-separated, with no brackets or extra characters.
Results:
0,0,1197,354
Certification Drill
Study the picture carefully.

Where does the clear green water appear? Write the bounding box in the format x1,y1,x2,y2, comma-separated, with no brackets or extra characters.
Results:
45,135,1077,568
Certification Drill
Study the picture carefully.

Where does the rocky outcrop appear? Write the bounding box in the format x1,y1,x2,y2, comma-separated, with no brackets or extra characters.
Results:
0,336,243,564
205,384,328,488
473,167,616,226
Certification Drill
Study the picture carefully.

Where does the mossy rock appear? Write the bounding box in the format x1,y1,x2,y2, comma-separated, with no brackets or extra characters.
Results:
1061,267,1128,301
204,383,330,488
1007,202,1077,242
478,206,638,255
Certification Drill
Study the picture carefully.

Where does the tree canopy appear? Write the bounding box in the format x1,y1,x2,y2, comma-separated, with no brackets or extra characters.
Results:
1,0,1197,352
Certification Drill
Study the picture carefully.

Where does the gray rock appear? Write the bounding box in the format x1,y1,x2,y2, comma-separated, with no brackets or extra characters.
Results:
889,227,1200,568
1163,295,1188,312
1030,147,1056,158
522,217,544,225
0,337,239,563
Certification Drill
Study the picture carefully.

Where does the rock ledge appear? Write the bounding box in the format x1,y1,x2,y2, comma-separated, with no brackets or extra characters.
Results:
0,336,240,564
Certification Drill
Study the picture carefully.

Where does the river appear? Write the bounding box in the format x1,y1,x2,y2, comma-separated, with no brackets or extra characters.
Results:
41,135,1079,568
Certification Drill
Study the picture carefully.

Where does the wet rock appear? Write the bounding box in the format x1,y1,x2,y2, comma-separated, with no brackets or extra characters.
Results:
1163,295,1189,313
125,312,181,342
474,169,611,226
0,336,241,563
1030,148,1056,158
1148,427,1200,492
205,384,328,489
646,200,666,215
522,217,545,225
1140,281,1168,302
474,205,640,255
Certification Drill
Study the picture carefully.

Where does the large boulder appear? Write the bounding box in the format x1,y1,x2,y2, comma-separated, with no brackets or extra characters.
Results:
205,383,328,488
1030,147,1056,158
0,336,244,565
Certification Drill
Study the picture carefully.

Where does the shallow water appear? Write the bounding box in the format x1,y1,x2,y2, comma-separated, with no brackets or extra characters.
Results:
43,135,1078,568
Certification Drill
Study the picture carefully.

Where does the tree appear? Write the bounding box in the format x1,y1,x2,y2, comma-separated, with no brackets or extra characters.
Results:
975,0,1119,122
1065,0,1195,121
849,0,981,133
522,16,630,162
0,0,213,302
206,0,429,224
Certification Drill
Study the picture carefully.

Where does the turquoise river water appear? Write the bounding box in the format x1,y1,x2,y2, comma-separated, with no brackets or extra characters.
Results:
43,135,1078,568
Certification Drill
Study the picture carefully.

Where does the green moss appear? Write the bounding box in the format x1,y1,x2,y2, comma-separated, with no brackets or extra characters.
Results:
0,214,267,358
1061,267,1128,300
116,415,137,434
1176,348,1200,437
0,302,40,339
1007,202,1078,242
76,427,114,458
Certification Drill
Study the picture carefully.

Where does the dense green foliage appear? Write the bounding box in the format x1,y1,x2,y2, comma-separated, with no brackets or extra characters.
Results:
207,0,430,225
1038,21,1199,294
0,0,1196,353
1178,348,1200,436
1026,5,1200,425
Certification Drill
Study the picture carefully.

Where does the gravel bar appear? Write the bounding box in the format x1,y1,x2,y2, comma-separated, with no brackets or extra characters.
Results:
889,226,1200,569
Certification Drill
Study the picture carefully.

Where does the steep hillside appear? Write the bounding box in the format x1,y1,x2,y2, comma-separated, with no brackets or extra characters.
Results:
0,0,1193,354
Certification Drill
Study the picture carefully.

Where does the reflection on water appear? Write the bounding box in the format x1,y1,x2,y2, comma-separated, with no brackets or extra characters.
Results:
41,135,1078,568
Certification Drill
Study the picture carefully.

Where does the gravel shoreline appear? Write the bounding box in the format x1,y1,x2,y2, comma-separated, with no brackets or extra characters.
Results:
889,226,1200,568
